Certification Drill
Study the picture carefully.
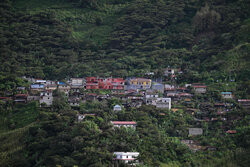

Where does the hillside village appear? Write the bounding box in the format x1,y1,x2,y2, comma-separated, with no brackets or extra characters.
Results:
1,68,249,165
0,0,249,166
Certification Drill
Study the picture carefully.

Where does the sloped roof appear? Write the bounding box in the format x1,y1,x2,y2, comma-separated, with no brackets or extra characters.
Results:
111,121,136,125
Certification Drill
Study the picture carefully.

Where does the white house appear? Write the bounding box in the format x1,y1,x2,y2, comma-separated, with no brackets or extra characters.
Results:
39,91,53,107
111,121,137,129
35,79,47,84
113,152,139,164
155,98,171,110
113,104,122,111
71,78,84,86
164,68,175,76
145,90,159,105
45,80,56,86
221,92,233,99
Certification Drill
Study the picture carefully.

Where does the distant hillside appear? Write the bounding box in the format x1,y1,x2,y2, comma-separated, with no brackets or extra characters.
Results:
0,0,249,97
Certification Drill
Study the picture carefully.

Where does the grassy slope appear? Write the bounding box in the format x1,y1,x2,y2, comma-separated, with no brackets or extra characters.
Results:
0,102,38,165
12,0,129,46
0,102,38,133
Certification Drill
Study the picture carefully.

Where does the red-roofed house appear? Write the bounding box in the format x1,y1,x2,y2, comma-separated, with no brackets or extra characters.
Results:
86,77,124,90
226,130,237,134
111,121,137,129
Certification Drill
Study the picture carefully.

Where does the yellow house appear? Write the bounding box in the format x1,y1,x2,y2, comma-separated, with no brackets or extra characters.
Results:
128,78,151,90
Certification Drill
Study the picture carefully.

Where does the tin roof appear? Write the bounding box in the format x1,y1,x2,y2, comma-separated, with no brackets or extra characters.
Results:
111,121,137,125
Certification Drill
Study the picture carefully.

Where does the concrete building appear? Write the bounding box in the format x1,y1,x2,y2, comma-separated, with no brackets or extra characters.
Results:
40,91,53,107
71,78,84,86
145,90,159,105
155,98,171,110
113,152,139,165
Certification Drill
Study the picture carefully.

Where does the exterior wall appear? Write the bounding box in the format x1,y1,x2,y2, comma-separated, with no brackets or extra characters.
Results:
189,128,203,136
156,98,171,109
40,92,53,107
194,87,206,93
113,124,136,128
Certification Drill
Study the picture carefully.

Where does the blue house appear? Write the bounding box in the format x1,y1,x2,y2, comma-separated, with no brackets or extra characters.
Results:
31,84,44,89
151,82,164,93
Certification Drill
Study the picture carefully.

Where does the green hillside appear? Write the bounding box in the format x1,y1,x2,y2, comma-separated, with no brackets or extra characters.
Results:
0,0,250,166
0,0,248,83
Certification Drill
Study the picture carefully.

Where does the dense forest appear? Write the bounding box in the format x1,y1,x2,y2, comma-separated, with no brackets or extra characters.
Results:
0,0,250,166
0,0,249,90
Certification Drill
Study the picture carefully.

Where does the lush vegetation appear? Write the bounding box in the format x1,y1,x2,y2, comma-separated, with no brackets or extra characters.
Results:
0,0,249,89
0,95,249,166
0,0,250,166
